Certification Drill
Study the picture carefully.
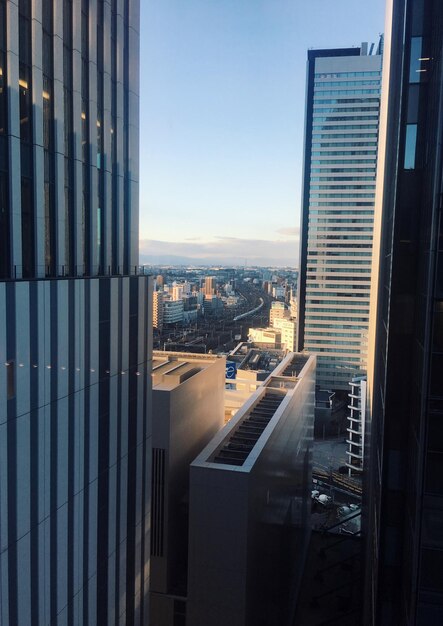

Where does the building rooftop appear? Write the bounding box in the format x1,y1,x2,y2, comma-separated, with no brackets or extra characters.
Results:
193,352,313,471
152,350,224,390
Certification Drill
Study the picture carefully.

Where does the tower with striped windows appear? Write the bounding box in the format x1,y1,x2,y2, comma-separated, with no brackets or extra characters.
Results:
297,43,382,390
0,1,152,624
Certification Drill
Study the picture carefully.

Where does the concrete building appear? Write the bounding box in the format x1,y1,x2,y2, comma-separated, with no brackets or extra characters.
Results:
187,353,316,626
163,298,184,326
297,43,382,390
248,327,281,349
150,351,225,626
204,276,216,296
274,317,296,351
269,300,289,326
364,0,443,622
172,284,184,301
153,289,164,330
0,2,152,624
272,285,285,299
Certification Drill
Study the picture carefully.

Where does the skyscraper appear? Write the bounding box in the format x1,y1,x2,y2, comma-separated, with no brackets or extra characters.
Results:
0,1,152,624
364,0,443,622
297,44,382,390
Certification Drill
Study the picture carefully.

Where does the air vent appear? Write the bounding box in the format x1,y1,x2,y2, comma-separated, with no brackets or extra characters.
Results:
212,393,285,466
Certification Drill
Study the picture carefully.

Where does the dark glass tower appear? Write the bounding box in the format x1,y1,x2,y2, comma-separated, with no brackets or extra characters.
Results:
0,1,152,624
365,0,443,623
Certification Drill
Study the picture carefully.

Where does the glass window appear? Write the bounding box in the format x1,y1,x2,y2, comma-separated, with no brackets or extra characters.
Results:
404,124,418,169
409,37,423,83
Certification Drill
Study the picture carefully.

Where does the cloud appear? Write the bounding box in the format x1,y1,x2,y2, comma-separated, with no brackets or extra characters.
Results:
139,237,299,267
276,227,299,236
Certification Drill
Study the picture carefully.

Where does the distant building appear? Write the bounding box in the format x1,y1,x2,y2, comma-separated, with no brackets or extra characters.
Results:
203,294,223,316
163,298,184,326
157,274,165,288
297,43,382,390
204,276,216,295
248,327,281,348
290,295,298,320
172,283,185,301
269,301,290,326
273,317,296,351
272,285,285,299
150,352,225,625
187,353,316,626
153,290,164,330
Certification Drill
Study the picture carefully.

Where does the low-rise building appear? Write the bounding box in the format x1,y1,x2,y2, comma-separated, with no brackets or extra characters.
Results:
153,290,164,330
248,327,281,348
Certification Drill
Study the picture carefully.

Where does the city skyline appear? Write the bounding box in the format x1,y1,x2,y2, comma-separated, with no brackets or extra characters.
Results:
139,0,386,266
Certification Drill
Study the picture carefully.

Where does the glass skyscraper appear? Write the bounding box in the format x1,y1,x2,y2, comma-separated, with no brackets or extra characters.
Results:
297,44,382,390
0,1,152,624
364,0,443,622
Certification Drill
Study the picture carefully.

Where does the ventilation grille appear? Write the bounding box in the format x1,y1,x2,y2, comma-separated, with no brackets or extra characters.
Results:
151,447,166,557
212,393,285,466
282,354,308,377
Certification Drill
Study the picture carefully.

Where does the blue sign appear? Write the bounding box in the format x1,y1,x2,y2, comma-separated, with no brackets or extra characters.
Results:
226,361,237,379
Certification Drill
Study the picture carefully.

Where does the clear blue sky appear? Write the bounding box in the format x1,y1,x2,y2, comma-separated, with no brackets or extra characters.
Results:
140,0,386,266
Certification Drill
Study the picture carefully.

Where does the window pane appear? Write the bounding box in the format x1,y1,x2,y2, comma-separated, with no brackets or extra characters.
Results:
409,37,423,83
404,124,417,169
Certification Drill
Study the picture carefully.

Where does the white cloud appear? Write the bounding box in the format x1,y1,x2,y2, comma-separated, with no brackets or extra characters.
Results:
139,236,299,267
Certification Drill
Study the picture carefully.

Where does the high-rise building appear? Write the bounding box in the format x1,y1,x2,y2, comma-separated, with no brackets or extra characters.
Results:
0,2,152,624
364,0,443,622
204,276,216,296
297,43,382,390
153,289,164,330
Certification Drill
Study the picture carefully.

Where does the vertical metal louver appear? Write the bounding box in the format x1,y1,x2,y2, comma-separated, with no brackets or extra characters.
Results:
151,447,166,556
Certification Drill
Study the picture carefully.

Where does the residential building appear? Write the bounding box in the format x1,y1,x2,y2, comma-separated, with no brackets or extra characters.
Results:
269,300,289,326
163,298,184,326
297,43,382,390
153,289,164,330
172,283,184,301
290,293,298,319
187,353,316,626
274,317,297,351
0,2,152,624
150,352,225,625
272,285,285,299
364,0,443,622
204,276,216,295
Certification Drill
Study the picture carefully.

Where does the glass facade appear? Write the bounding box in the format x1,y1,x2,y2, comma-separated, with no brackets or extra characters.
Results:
298,47,382,390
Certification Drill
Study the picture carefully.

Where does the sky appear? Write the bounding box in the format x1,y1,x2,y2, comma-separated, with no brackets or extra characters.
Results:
139,0,386,267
